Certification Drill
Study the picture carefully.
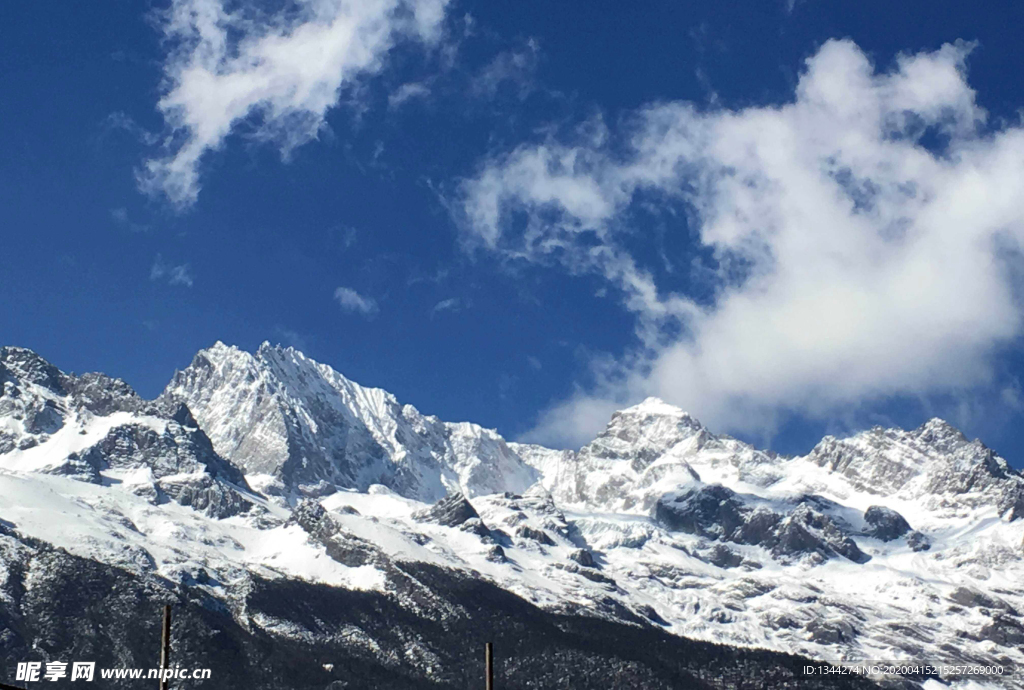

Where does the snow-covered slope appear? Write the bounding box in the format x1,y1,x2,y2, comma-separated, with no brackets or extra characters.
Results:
2,343,1024,689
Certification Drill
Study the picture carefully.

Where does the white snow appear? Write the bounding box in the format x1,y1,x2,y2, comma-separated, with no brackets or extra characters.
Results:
0,468,386,592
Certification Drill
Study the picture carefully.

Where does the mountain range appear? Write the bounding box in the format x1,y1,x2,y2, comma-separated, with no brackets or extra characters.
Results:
1,342,1022,689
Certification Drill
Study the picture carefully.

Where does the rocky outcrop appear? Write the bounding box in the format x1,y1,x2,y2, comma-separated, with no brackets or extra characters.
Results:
771,505,869,563
906,531,931,552
569,548,596,567
655,485,869,564
654,484,745,539
413,493,481,528
516,525,556,546
863,505,912,541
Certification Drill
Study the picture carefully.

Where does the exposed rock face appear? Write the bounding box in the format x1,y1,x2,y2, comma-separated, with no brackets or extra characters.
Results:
413,493,480,528
978,614,1024,646
0,346,65,393
906,531,931,552
160,473,253,519
63,372,150,416
290,498,328,532
569,548,596,567
655,485,868,564
949,587,1005,610
705,544,743,569
772,505,869,563
805,618,858,645
654,484,745,538
516,525,556,546
58,420,245,486
864,505,912,541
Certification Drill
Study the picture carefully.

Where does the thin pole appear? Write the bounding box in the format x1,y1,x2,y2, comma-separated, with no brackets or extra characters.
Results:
159,605,171,690
485,642,493,690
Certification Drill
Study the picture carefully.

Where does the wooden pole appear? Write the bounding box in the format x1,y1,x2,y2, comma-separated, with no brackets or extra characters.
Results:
159,605,171,690
485,642,493,690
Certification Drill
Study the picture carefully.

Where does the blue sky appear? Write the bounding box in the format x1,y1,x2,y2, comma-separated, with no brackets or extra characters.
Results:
4,1,1024,464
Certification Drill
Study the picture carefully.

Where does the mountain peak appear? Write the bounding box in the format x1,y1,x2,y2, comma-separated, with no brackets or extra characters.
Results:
162,342,538,501
195,341,253,369
624,397,689,416
0,346,65,393
198,341,311,376
256,340,299,357
913,417,969,449
616,397,703,427
806,417,1022,505
207,340,239,354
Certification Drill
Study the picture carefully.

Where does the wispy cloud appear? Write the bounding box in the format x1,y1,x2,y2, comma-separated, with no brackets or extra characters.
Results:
328,224,358,250
105,112,159,146
458,39,1024,447
407,265,450,286
430,297,462,316
150,254,194,287
274,326,312,353
334,286,379,316
389,81,433,109
498,371,518,400
471,38,540,100
342,226,358,249
140,0,453,207
111,207,149,233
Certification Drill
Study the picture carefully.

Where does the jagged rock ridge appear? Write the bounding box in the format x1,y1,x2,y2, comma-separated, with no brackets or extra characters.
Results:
160,342,539,502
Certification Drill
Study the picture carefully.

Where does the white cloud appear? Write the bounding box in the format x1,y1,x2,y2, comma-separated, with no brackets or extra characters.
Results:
141,0,452,207
471,38,540,100
274,326,312,353
430,297,461,315
150,255,194,287
459,39,1024,447
334,286,379,316
389,81,432,108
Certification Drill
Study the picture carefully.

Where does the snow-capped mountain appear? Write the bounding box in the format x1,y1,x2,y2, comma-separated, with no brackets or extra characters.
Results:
2,342,1023,689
